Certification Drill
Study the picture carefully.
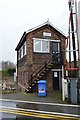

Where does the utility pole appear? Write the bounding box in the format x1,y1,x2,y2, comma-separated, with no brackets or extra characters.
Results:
67,0,78,72
66,0,79,104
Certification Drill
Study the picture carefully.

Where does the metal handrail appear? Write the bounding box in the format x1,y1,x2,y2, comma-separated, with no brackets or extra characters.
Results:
28,52,63,87
28,60,53,85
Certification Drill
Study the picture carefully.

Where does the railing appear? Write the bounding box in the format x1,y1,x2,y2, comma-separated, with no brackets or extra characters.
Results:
28,52,63,88
28,60,53,86
52,52,63,63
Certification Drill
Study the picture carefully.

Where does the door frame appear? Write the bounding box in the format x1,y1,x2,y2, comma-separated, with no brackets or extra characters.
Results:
52,69,62,90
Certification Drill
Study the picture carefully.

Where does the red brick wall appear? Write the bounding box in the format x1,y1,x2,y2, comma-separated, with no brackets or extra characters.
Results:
46,70,53,92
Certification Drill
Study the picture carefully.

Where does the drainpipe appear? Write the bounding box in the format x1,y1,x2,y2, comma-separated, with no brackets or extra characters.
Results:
16,51,18,88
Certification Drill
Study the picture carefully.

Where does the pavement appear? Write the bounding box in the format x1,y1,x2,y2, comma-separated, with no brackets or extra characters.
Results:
2,91,66,104
1,91,80,104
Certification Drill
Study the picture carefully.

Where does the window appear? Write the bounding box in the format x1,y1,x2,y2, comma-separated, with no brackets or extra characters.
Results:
21,46,23,58
18,41,26,60
33,39,49,53
23,42,26,56
18,50,20,60
23,44,25,56
20,49,21,59
52,42,60,53
35,40,41,52
52,42,61,61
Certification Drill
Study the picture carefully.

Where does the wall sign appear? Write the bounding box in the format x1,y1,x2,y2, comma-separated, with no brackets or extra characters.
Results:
54,72,58,77
43,32,51,37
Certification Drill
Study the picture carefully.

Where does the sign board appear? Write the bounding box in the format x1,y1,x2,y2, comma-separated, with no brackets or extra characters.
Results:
54,72,58,77
43,32,51,37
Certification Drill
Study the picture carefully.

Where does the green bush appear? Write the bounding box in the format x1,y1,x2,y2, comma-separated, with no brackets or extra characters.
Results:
7,68,16,76
2,69,9,76
2,68,16,76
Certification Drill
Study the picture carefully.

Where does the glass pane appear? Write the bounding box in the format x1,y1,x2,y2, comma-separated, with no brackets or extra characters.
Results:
35,40,41,52
23,44,25,56
18,50,20,59
42,41,49,52
53,42,58,52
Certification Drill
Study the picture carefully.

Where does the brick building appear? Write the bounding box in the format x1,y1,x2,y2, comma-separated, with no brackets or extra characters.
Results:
15,21,66,92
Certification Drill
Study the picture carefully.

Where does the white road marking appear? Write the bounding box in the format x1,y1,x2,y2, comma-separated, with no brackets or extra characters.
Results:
0,105,80,118
0,99,80,107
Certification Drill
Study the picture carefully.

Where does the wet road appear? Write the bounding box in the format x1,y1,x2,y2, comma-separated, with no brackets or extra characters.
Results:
2,99,80,115
1,99,80,119
17,102,80,115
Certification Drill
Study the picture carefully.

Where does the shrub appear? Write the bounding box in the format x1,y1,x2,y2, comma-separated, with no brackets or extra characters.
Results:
2,68,16,76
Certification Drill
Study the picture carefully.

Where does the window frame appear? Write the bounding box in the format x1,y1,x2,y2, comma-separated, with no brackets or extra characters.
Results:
18,41,26,60
33,38,50,53
52,42,60,53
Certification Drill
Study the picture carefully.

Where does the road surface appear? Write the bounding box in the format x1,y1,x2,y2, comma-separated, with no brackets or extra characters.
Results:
0,99,80,120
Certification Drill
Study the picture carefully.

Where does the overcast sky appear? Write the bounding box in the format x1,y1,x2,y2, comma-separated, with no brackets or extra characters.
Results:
0,0,79,63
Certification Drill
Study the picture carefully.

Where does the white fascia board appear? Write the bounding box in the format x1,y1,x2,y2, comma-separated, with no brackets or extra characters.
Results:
49,22,66,37
26,21,66,37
